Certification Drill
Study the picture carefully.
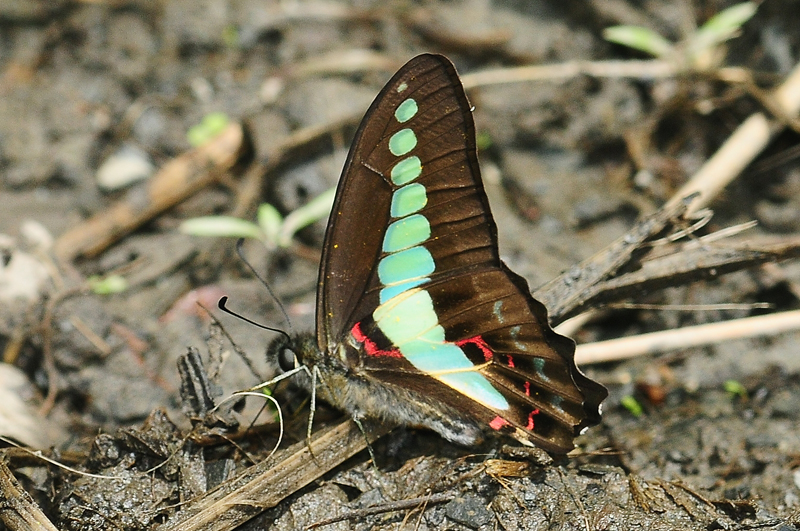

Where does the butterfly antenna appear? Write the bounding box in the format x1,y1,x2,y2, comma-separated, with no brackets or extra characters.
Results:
235,238,294,336
217,297,291,343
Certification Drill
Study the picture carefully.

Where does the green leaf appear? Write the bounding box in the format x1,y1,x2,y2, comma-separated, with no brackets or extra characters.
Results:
476,131,493,151
603,25,674,57
88,274,128,295
277,187,336,247
723,379,747,398
222,25,240,48
257,203,284,246
187,112,230,147
621,395,644,417
179,216,264,240
691,2,757,56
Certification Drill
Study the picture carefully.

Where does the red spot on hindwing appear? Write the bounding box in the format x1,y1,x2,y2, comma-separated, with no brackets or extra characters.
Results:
351,322,402,358
526,409,540,431
523,381,531,396
506,355,515,368
489,416,509,430
455,335,493,361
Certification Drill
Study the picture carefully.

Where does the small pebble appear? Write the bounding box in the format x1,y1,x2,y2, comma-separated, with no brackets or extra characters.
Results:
96,144,154,191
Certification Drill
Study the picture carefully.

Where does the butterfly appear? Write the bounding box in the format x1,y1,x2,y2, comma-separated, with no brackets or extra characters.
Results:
269,53,607,453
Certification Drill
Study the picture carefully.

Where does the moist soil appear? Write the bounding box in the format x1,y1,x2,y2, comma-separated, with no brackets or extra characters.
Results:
1,1,800,530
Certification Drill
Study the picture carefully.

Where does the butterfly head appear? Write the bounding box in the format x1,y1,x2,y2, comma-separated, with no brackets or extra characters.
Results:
267,333,300,373
266,332,324,375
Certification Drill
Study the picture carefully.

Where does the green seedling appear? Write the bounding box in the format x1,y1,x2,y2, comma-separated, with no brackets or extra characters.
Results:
603,26,674,58
87,274,128,295
604,2,757,68
187,112,230,147
621,395,644,417
222,25,239,49
180,187,336,249
724,379,748,399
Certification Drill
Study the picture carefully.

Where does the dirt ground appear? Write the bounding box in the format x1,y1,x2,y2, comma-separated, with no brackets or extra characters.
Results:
1,1,800,530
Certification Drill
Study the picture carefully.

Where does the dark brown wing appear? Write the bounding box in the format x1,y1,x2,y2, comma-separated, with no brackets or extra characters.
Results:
317,54,492,347
317,53,605,453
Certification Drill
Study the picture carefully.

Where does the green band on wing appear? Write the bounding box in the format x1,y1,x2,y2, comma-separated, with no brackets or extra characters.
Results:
376,314,509,410
390,157,422,185
369,83,509,413
379,277,428,304
395,99,418,123
373,287,509,411
383,214,430,253
374,289,439,345
438,372,510,410
377,246,434,286
400,338,469,368
390,183,427,217
389,128,417,156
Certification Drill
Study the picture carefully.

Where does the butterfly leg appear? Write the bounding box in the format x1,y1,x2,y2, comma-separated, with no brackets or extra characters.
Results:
352,416,381,472
304,365,322,459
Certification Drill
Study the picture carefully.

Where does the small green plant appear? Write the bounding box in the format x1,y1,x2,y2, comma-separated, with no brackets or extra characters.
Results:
180,187,336,249
603,2,758,69
187,112,230,147
621,395,644,417
87,274,128,295
723,379,748,399
222,25,240,49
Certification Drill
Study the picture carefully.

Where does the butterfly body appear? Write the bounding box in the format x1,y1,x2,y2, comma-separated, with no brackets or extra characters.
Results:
271,332,485,446
270,54,606,454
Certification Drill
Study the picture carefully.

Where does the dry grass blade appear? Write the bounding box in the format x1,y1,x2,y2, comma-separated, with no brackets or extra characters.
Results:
664,60,800,215
565,234,800,319
575,309,800,364
0,460,59,531
155,420,391,531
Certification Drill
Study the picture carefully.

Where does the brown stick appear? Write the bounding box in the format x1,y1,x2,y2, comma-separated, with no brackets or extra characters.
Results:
0,459,59,531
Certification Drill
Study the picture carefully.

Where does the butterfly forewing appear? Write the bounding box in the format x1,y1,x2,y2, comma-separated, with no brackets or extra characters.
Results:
318,55,494,345
316,53,605,452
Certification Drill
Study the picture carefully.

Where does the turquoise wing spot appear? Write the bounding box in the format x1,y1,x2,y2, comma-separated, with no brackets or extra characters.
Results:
389,129,417,156
493,301,505,323
390,157,422,185
377,246,434,285
551,395,565,414
379,277,428,304
510,325,529,352
383,214,431,253
532,357,549,382
400,337,466,368
438,372,509,410
394,99,418,123
396,82,408,93
374,289,439,345
390,183,427,217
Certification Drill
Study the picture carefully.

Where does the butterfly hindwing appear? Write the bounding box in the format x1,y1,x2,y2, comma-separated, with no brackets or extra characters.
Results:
314,53,605,453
